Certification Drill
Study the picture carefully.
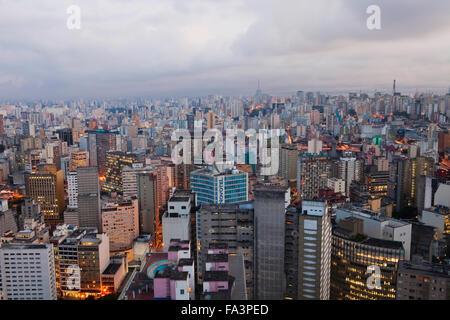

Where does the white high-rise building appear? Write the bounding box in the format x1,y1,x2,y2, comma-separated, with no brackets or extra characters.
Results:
68,171,78,208
337,157,362,196
298,201,331,300
0,243,57,300
162,191,193,252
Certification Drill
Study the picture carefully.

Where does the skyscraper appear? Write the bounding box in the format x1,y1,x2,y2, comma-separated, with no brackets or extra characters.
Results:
254,185,289,300
77,167,101,231
103,151,138,193
0,243,57,300
86,129,118,176
297,201,331,300
299,153,332,200
25,164,65,227
279,144,298,182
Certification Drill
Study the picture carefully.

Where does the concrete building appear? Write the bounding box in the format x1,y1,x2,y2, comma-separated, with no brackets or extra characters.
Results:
420,206,450,235
297,201,331,300
254,185,289,300
299,153,332,200
196,202,254,298
77,167,101,232
0,243,57,300
51,226,110,299
67,171,78,209
336,206,412,260
279,144,298,182
397,261,450,300
25,164,65,227
101,198,139,253
162,190,195,252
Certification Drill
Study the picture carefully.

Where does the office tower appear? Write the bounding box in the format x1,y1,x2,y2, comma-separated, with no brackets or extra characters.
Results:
68,171,78,209
366,168,390,199
103,151,138,193
122,163,156,198
330,218,404,300
337,157,363,196
45,141,62,170
77,167,101,231
299,153,332,200
0,243,57,300
206,111,215,130
190,167,248,205
197,202,254,299
279,144,298,182
86,129,118,176
254,185,289,300
396,261,450,300
130,163,166,241
101,198,139,253
70,150,88,171
297,201,331,300
175,163,194,190
25,164,65,227
51,227,110,299
402,157,435,208
162,191,194,252
57,128,73,146
137,170,162,236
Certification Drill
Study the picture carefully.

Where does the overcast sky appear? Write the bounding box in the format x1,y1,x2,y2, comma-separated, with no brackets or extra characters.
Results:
0,0,449,100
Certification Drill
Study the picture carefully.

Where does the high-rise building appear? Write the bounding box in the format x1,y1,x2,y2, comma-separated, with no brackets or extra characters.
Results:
197,202,254,299
101,198,139,253
254,185,289,300
67,171,78,209
86,129,118,176
162,191,195,252
57,128,74,146
190,167,248,205
337,157,363,196
279,144,298,182
103,151,138,193
0,243,57,300
402,157,435,208
297,201,331,300
25,164,65,227
206,111,215,130
69,150,88,171
299,153,332,200
77,167,101,231
51,226,110,299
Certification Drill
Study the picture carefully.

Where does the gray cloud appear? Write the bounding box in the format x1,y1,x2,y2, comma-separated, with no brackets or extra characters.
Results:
0,0,449,100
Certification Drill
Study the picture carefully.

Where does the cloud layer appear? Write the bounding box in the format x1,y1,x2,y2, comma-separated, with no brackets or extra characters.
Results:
0,0,449,100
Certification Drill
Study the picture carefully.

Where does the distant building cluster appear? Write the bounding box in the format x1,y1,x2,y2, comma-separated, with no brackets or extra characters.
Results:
1,86,450,300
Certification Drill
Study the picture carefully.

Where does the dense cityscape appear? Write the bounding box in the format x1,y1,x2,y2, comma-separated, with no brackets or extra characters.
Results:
1,1,450,309
0,85,449,301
